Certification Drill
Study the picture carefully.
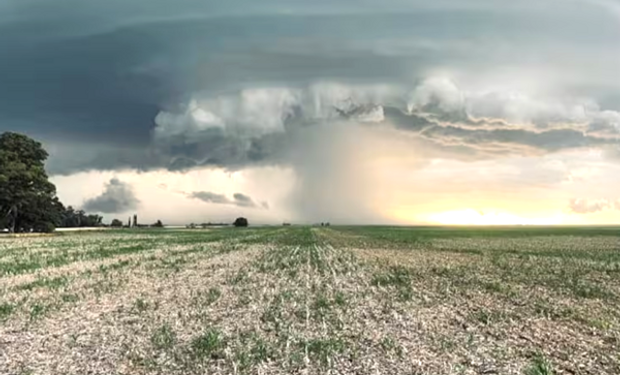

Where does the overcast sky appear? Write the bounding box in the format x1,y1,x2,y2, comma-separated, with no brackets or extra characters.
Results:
1,0,619,225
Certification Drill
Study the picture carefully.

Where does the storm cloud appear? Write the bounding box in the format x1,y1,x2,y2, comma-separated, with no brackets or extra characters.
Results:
189,192,231,205
1,0,619,174
82,178,140,214
35,81,620,175
233,193,258,208
2,0,620,223
189,191,262,208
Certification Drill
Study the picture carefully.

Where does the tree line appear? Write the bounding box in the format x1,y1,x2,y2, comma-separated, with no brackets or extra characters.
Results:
1,132,104,233
1,131,247,233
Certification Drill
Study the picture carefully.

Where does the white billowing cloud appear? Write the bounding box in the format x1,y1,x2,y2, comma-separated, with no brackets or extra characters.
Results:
304,82,395,121
153,83,396,144
155,78,620,143
405,78,620,133
466,92,589,126
82,178,140,214
147,77,620,192
407,77,464,114
154,88,297,140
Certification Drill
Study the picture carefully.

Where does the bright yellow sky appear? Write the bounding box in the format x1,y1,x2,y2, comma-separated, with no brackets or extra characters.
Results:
52,145,620,225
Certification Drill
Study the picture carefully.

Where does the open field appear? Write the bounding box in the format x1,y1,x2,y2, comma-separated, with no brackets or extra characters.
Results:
1,226,619,375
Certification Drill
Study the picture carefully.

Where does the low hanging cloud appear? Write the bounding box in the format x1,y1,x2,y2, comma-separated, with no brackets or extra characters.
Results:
568,198,620,214
189,191,231,205
189,191,262,209
233,193,257,208
82,178,140,214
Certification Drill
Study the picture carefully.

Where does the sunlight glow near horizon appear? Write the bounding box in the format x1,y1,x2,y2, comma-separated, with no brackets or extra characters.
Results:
418,209,565,226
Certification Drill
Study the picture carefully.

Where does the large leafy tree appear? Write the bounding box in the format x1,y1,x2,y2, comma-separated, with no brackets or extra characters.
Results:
0,132,62,232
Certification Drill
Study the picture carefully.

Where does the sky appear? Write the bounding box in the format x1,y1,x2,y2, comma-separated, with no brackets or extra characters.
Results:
1,0,620,225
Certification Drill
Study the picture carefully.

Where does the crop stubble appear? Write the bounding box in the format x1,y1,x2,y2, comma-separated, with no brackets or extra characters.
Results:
0,226,618,374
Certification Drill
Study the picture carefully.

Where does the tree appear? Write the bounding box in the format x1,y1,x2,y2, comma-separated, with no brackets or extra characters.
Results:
233,217,249,227
0,132,62,233
110,219,124,228
152,220,164,228
59,206,103,228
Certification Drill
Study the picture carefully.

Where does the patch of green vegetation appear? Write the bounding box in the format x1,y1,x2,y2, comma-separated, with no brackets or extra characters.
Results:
569,279,614,300
100,259,132,273
371,265,413,288
469,308,515,326
191,328,226,359
228,268,248,285
29,302,53,320
17,276,68,291
205,287,221,305
15,366,34,375
0,229,265,277
300,337,346,366
0,302,15,320
371,265,415,301
157,257,187,272
311,291,343,321
260,298,286,333
134,298,149,313
232,331,277,372
525,353,555,375
250,336,273,363
438,335,456,352
380,336,403,357
61,293,80,303
334,291,347,307
151,323,176,350
91,279,120,296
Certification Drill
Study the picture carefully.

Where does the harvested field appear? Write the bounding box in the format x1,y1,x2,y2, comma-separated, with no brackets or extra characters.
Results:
1,226,619,374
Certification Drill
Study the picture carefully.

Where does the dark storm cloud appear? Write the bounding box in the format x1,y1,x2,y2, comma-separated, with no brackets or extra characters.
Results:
1,0,620,174
416,119,609,155
0,10,419,149
82,178,140,213
233,193,257,208
44,92,620,176
189,192,231,205
189,191,262,208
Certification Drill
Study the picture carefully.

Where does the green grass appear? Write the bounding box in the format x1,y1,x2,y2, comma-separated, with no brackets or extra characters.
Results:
29,302,53,320
0,228,282,277
17,276,68,291
134,298,149,313
0,302,15,320
205,287,221,305
371,265,415,301
525,353,555,375
301,337,346,366
191,328,226,359
151,324,176,350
